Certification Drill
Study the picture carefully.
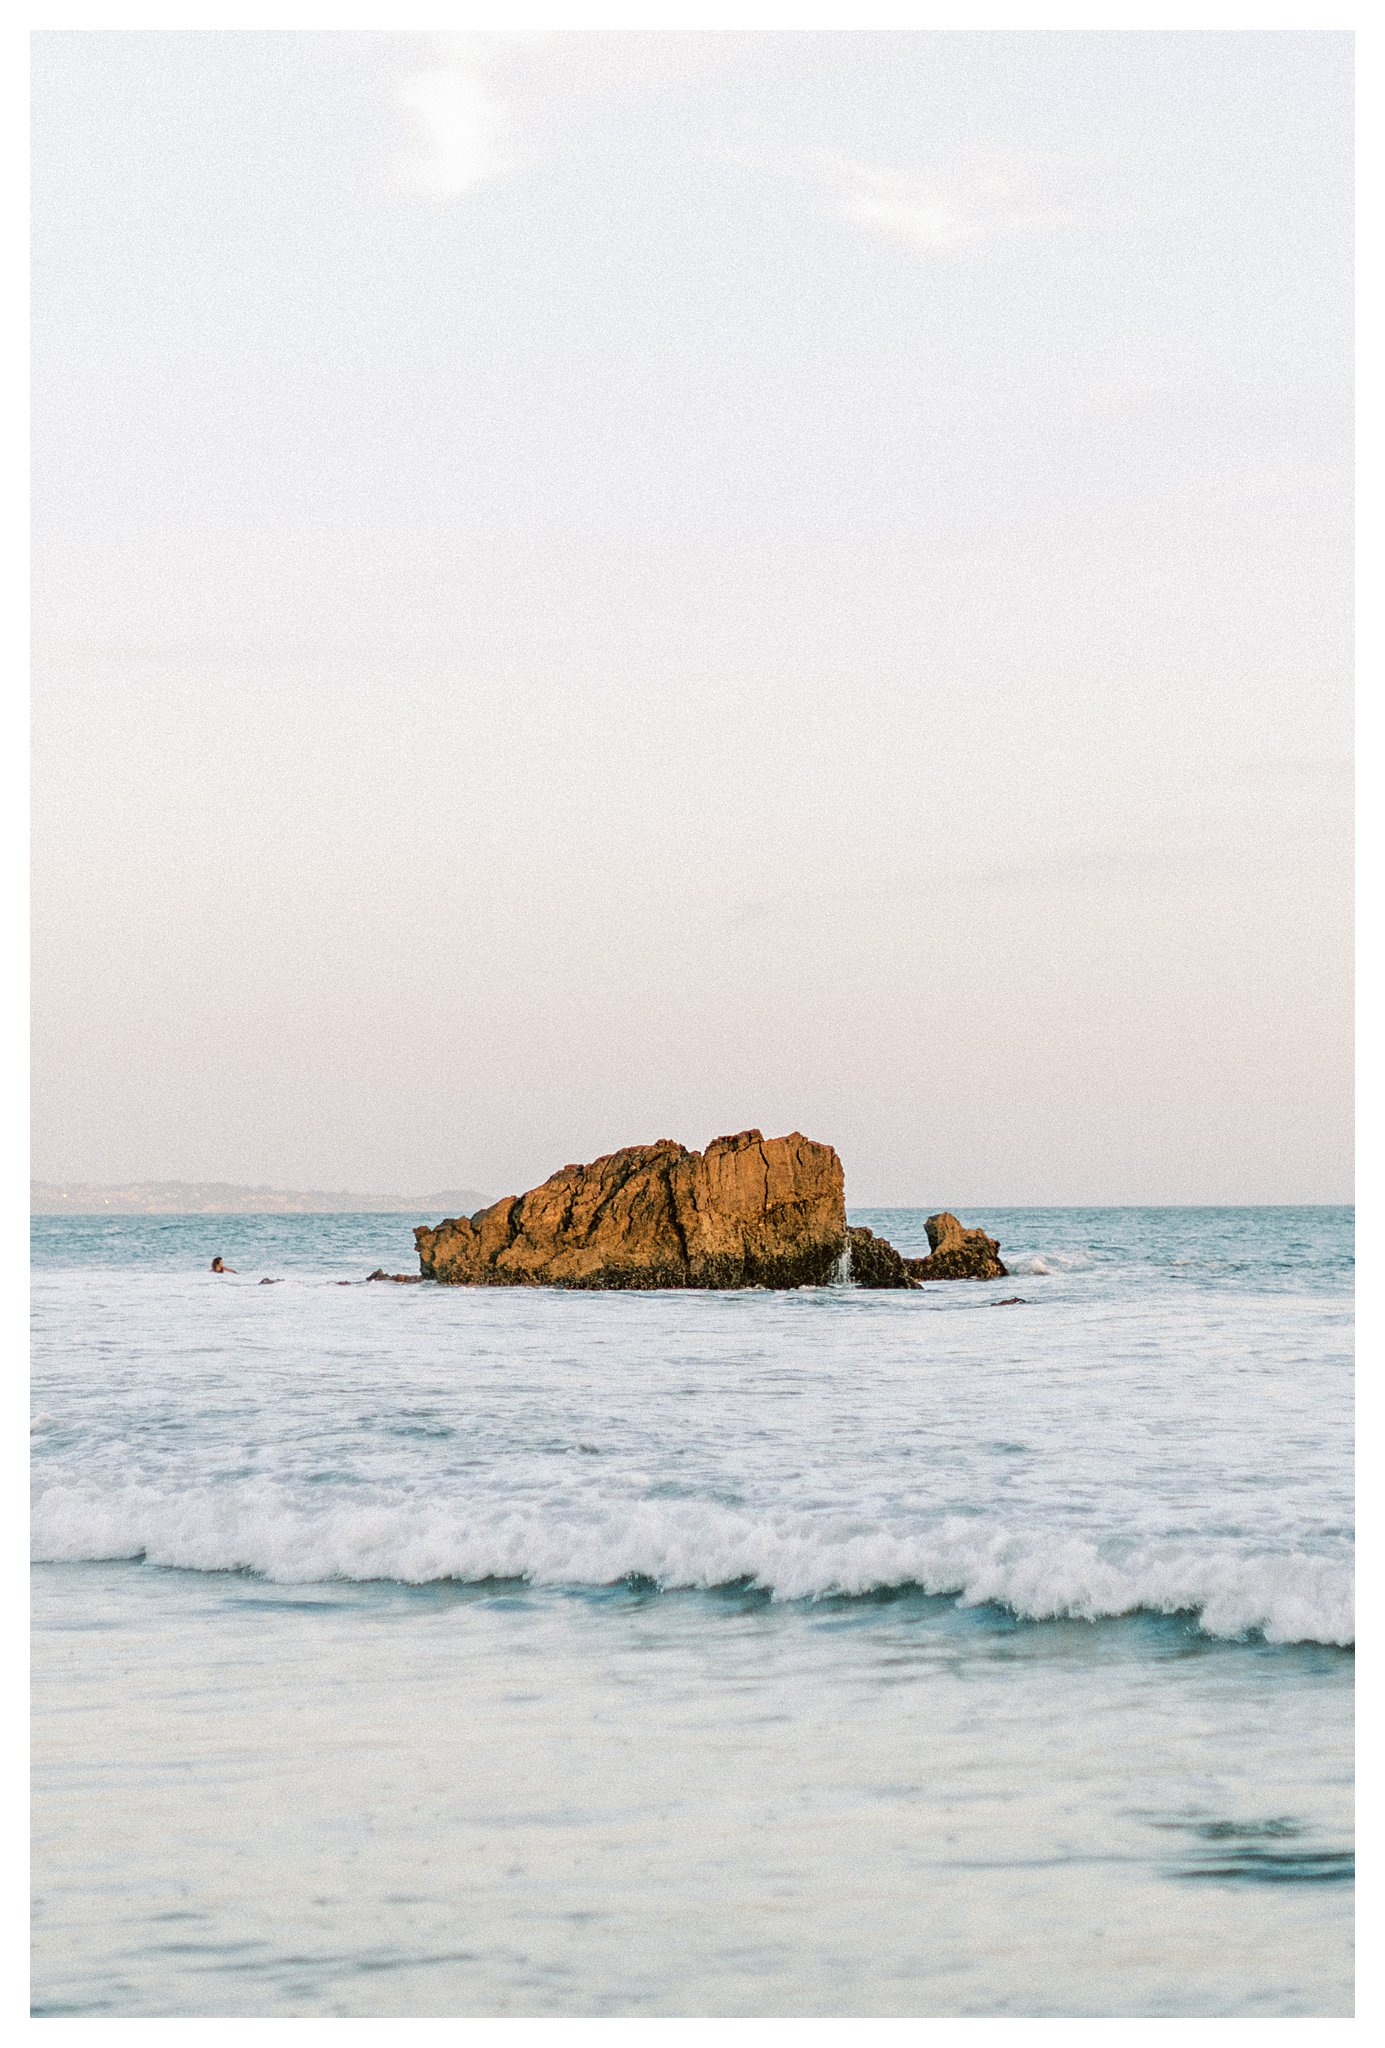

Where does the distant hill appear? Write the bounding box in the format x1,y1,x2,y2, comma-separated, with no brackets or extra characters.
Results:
31,1182,490,1217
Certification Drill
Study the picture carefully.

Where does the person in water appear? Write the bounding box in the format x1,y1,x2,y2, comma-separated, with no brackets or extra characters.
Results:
210,1257,236,1274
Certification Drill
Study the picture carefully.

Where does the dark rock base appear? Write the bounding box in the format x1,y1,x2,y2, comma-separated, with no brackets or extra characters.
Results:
847,1225,917,1289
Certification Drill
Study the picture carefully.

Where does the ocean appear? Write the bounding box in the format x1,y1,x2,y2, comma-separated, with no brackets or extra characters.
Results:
30,1206,1354,2017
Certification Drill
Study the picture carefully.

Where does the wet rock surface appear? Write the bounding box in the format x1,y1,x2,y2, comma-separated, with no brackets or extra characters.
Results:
906,1212,1008,1282
846,1225,917,1289
415,1131,847,1289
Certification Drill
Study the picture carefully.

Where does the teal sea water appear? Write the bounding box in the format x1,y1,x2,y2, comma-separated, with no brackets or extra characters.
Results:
31,1207,1353,2016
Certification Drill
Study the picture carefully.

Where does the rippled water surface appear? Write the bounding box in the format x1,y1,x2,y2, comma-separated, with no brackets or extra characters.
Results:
32,1207,1353,2016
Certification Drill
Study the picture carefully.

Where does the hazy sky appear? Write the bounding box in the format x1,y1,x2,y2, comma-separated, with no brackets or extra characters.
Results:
32,30,1352,1205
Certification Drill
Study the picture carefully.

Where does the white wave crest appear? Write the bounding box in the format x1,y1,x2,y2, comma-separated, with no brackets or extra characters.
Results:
30,1482,1353,1646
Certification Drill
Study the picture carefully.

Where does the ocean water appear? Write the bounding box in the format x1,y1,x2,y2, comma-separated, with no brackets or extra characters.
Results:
31,1207,1353,2017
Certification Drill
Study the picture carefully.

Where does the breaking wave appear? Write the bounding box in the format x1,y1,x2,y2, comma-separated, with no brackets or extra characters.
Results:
31,1482,1353,1646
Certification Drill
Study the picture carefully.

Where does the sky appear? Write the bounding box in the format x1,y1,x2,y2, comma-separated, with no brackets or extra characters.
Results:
31,30,1353,1206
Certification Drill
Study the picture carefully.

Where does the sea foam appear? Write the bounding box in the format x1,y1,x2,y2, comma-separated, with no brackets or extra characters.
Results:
30,1481,1353,1646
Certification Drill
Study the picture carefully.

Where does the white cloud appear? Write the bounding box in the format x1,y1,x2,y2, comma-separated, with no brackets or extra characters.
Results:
814,151,1078,253
395,60,516,197
387,31,737,202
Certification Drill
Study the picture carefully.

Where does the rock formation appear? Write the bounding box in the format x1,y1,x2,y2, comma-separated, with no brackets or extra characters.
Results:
845,1224,917,1289
905,1212,1008,1282
415,1131,847,1289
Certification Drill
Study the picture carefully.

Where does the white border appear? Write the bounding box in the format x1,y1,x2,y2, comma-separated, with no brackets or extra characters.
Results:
11,6,1374,34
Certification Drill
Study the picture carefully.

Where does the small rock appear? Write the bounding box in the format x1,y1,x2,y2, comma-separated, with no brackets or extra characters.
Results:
905,1213,1008,1283
846,1225,917,1289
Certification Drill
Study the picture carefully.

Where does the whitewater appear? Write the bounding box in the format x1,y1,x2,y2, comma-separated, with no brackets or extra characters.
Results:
32,1206,1353,2016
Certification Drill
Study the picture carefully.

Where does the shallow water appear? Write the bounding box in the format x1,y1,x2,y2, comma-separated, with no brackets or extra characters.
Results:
31,1207,1353,2016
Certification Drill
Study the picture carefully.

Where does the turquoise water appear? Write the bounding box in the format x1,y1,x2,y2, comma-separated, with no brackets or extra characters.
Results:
31,1208,1353,2016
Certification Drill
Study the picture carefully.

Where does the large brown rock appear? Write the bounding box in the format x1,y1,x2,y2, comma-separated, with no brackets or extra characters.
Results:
415,1131,847,1289
846,1225,917,1289
906,1212,1008,1282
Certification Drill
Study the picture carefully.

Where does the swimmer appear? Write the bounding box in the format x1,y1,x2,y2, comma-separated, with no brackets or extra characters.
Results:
210,1257,237,1274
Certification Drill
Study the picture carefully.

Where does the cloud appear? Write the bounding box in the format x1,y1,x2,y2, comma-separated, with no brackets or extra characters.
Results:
388,32,740,202
395,58,516,197
815,151,1077,252
385,38,1085,245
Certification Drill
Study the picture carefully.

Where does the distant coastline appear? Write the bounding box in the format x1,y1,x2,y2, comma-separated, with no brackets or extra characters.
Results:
31,1181,489,1217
